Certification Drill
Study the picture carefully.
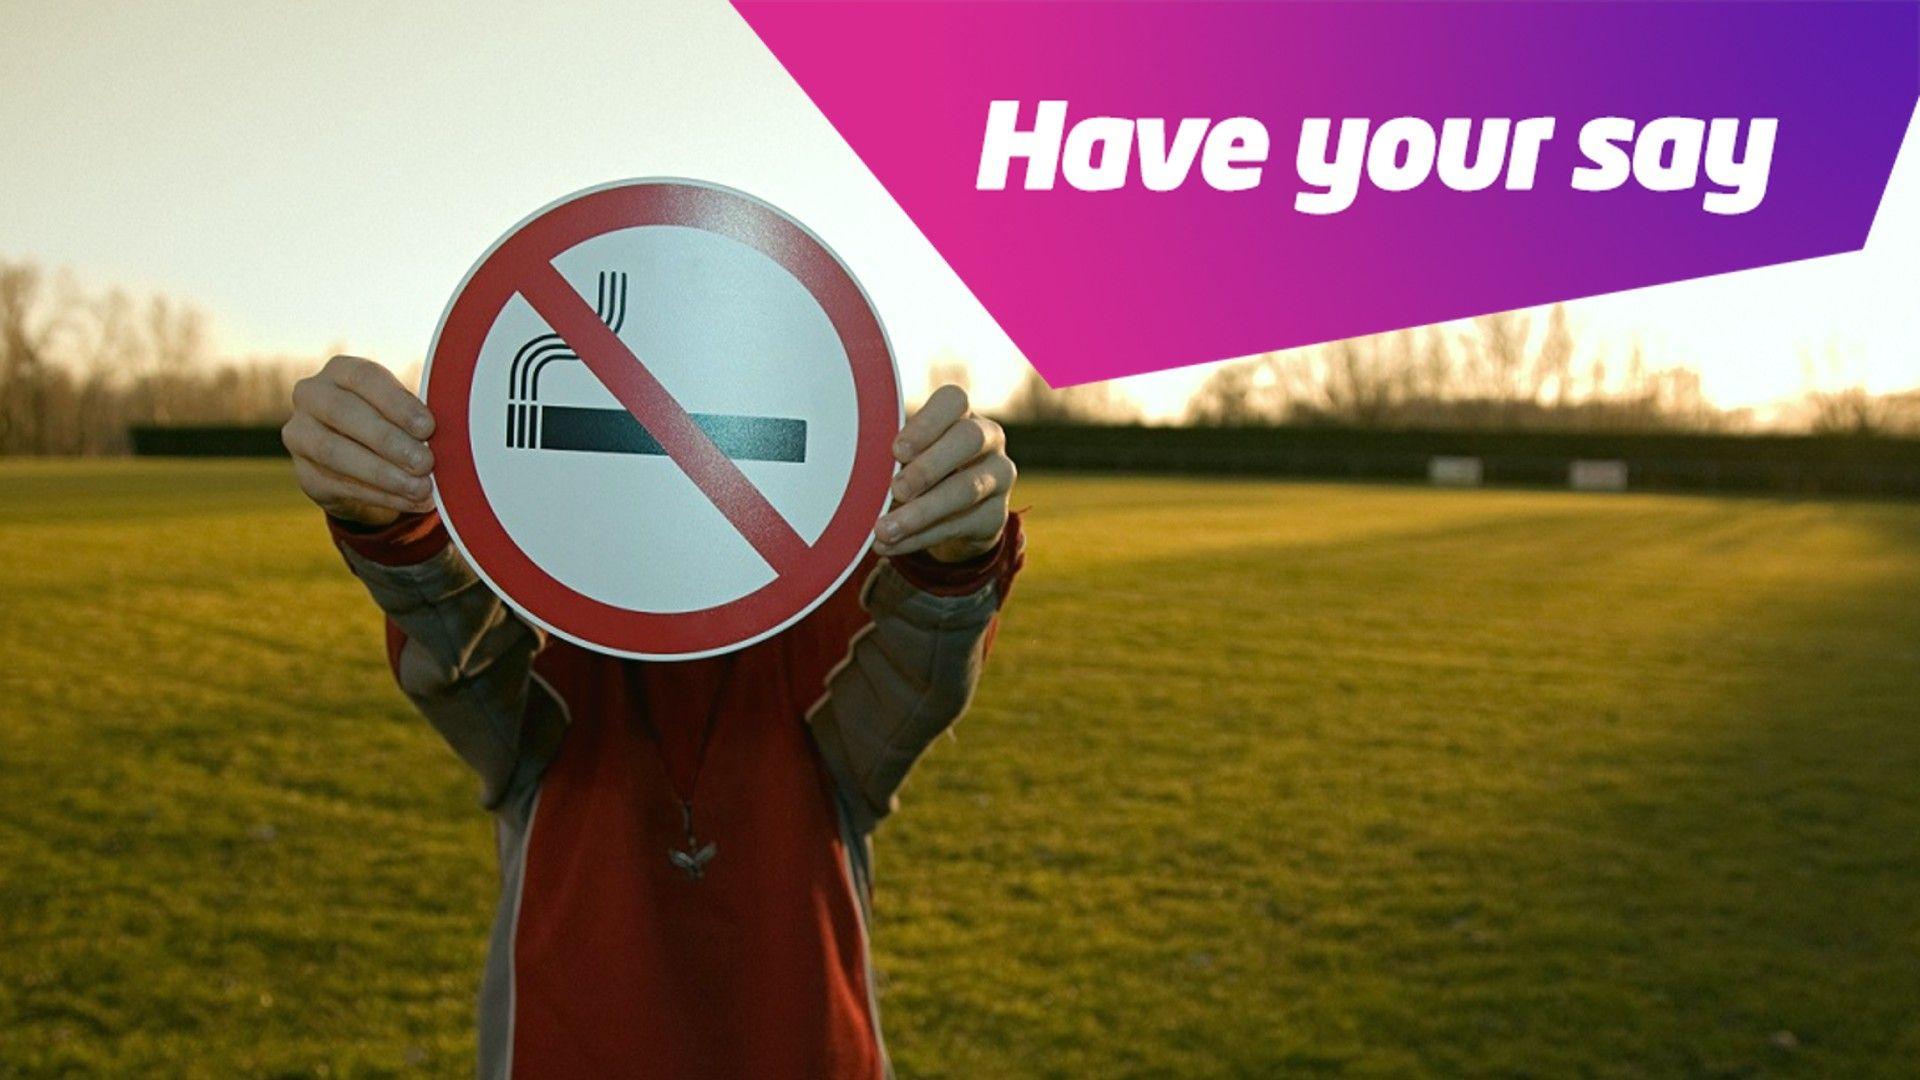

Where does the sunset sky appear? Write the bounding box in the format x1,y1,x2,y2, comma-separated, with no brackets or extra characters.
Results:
2,0,1914,421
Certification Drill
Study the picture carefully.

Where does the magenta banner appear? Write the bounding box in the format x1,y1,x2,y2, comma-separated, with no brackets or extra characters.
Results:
734,1,1919,386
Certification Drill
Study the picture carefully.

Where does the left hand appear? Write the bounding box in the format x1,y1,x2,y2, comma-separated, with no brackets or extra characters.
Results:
874,384,1016,563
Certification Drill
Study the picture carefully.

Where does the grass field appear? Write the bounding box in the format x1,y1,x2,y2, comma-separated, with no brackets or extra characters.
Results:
3,460,1919,1078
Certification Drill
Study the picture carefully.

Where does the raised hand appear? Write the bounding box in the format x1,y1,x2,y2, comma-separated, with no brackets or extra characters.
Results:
873,385,1015,563
283,355,437,527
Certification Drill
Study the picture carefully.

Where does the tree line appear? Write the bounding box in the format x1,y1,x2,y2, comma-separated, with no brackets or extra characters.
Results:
999,305,1920,436
2,256,1914,455
0,259,305,454
1184,307,1729,432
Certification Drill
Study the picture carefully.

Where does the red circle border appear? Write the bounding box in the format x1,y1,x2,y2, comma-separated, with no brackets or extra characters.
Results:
424,180,899,658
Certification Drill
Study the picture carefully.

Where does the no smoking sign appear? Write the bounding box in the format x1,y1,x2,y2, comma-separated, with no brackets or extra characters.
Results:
423,179,901,660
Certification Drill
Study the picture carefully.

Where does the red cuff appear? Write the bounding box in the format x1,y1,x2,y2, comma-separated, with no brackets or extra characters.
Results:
889,510,1025,601
326,510,451,566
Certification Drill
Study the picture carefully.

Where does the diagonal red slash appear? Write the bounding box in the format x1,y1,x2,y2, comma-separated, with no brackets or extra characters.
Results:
516,260,811,575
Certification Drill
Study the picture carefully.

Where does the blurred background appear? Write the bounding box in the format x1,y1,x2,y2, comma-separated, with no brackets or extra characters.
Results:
2,1,1917,1076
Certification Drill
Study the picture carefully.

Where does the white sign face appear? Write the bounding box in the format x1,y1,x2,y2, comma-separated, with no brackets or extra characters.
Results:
471,226,861,614
423,180,902,660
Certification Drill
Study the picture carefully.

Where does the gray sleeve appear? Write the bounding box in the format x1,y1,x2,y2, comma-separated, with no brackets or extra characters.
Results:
339,543,560,813
806,562,1004,835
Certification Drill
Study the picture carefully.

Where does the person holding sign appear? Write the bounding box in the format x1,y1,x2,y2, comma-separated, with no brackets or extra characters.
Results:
286,357,1021,1079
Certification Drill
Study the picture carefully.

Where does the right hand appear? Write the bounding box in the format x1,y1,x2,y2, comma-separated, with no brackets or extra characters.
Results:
283,354,438,527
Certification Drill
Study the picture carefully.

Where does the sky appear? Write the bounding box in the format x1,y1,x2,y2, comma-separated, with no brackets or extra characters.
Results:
1,0,1914,422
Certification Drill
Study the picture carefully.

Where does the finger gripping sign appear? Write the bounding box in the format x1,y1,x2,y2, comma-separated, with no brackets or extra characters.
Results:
424,179,901,660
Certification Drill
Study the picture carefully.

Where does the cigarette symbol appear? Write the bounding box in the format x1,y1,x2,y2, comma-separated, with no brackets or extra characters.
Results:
506,270,807,463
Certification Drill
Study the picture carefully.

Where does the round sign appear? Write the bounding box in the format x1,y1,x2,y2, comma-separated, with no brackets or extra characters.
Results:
423,179,901,660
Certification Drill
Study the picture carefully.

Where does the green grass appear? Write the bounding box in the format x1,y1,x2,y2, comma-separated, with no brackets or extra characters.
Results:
3,460,1919,1077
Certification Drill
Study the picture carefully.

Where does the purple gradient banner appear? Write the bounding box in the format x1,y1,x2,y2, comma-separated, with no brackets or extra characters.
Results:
734,1,1918,386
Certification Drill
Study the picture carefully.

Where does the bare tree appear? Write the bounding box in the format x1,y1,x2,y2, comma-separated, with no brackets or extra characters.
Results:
994,368,1141,424
0,262,80,454
1804,388,1891,435
1535,303,1575,407
0,256,315,454
1185,354,1287,426
1182,303,1732,434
